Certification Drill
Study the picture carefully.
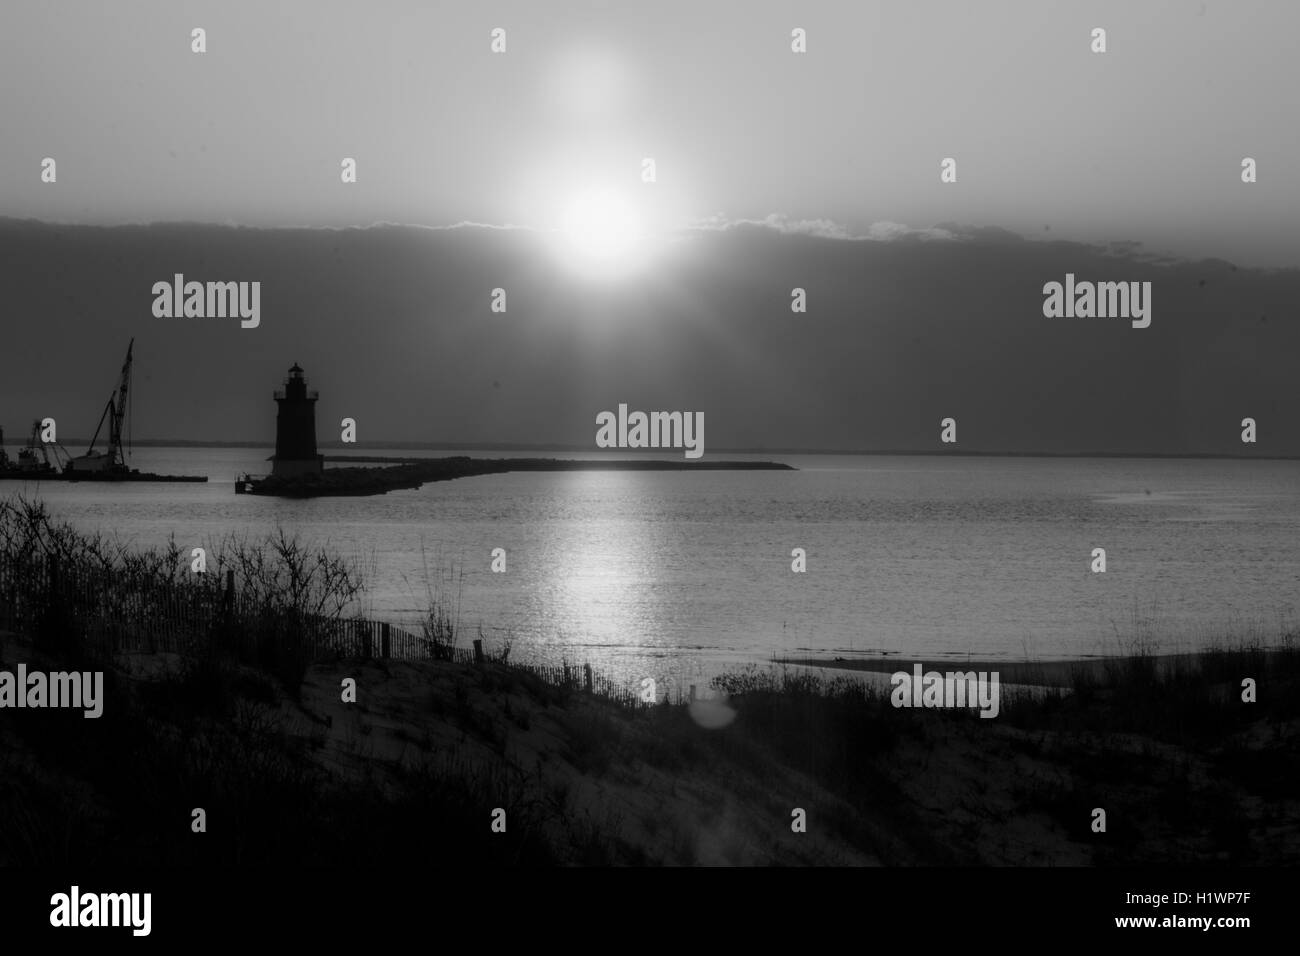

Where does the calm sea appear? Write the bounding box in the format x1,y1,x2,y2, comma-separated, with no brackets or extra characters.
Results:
7,448,1299,687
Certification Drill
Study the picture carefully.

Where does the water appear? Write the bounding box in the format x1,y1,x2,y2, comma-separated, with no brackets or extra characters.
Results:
6,448,1299,688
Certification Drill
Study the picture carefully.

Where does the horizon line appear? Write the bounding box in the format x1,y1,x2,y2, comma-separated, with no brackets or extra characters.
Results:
14,438,1299,462
3,213,1283,272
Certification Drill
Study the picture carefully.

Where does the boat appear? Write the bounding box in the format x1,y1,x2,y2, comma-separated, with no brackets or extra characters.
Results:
0,421,64,477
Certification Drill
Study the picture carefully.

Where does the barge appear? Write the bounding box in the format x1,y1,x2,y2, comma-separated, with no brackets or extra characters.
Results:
1,340,208,484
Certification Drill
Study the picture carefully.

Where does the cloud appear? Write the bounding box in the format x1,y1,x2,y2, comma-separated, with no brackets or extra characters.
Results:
863,220,957,242
932,222,1026,244
684,213,957,242
327,219,539,233
675,214,1254,271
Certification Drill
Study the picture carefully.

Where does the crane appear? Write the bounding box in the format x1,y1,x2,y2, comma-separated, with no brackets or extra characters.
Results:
66,338,134,474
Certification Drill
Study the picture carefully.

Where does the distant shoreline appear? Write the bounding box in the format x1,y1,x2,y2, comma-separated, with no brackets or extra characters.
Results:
15,439,1300,462
780,650,1292,687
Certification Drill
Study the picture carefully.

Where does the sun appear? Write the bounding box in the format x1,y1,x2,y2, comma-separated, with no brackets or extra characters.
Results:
555,188,647,278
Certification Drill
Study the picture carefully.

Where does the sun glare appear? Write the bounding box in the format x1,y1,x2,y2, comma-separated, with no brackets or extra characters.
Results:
555,188,647,278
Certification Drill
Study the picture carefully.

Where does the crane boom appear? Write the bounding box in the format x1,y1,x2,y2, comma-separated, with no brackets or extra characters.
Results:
67,338,135,474
108,338,134,467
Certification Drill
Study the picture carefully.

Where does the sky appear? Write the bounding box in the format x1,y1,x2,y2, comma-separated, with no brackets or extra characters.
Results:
1,0,1297,266
0,1,1296,453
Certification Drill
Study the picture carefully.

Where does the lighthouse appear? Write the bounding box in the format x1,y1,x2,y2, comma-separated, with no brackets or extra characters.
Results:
271,363,324,478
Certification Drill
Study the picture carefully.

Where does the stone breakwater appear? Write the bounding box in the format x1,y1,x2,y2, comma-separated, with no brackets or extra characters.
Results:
238,456,794,497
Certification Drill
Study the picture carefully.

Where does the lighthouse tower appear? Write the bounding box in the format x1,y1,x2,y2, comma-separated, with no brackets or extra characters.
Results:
271,363,324,478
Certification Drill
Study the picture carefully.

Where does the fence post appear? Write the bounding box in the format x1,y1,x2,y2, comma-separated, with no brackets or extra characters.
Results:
584,663,593,693
47,554,58,603
472,638,483,665
42,555,60,652
381,621,391,659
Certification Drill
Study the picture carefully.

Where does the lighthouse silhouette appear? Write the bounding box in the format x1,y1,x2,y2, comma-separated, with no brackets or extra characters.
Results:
271,363,324,478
